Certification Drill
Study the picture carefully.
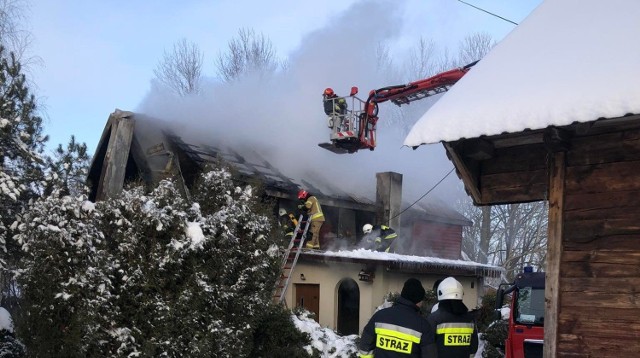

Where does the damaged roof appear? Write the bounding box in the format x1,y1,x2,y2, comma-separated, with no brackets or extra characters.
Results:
88,110,472,223
167,133,374,205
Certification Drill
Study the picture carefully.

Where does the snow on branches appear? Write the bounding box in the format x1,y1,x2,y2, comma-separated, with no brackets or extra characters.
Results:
15,166,281,357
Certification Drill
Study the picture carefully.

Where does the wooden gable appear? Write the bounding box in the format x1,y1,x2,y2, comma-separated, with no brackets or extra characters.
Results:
443,114,640,357
445,114,640,205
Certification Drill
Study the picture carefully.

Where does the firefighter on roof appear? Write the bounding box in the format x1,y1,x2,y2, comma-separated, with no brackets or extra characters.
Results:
358,278,433,358
297,189,324,249
362,223,398,253
425,277,478,358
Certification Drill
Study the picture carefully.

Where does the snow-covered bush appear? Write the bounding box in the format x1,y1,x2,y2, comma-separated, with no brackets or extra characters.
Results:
13,193,105,357
292,309,358,358
14,166,306,357
249,304,312,357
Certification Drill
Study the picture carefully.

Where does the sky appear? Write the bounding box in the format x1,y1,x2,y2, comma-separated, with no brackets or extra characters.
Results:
25,0,542,204
405,0,640,146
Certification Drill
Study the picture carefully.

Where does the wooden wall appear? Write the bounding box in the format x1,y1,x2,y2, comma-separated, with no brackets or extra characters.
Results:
559,127,640,356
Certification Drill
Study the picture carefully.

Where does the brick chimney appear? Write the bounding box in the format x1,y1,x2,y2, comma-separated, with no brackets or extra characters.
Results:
375,172,402,229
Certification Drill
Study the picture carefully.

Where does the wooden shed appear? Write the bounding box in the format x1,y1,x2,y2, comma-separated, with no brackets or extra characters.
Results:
404,1,640,356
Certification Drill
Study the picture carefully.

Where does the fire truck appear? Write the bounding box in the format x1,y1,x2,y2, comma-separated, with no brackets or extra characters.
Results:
495,267,545,358
318,61,478,154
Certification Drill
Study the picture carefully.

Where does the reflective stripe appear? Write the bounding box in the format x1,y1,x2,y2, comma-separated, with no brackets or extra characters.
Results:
358,350,374,358
437,322,474,347
436,322,474,334
375,322,422,343
305,196,324,221
384,233,398,239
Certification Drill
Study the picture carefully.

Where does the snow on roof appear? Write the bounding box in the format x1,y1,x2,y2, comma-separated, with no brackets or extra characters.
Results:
303,248,503,276
404,0,640,146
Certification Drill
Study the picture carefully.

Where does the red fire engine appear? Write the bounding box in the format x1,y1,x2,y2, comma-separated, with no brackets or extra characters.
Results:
496,266,545,358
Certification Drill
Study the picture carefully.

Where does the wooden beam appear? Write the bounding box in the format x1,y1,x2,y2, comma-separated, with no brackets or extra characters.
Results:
458,138,494,160
96,112,135,200
545,151,565,357
544,126,572,152
444,142,482,204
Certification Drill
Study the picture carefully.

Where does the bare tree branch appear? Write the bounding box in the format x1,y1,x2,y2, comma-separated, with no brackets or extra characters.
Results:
0,0,37,69
154,38,203,96
215,28,278,82
406,37,437,80
458,32,495,66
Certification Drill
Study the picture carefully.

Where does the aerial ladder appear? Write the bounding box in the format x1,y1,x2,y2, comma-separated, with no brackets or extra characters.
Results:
318,61,478,154
273,215,311,304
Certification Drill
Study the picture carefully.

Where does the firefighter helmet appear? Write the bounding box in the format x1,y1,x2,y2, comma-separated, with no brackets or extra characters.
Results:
278,208,287,217
362,223,373,234
437,277,464,301
297,189,308,200
323,87,334,96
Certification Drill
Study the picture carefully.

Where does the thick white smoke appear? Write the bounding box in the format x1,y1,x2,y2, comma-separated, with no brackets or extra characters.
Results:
137,0,466,205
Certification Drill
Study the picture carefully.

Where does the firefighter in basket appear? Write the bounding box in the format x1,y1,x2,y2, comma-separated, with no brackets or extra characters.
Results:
323,87,348,131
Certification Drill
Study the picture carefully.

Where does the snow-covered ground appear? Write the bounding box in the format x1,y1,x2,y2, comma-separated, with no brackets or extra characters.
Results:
292,311,358,357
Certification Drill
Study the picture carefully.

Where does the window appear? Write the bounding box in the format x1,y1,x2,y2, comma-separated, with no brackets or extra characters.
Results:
515,287,545,326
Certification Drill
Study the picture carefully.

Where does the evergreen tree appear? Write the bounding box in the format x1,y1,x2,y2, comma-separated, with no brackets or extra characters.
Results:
0,44,47,312
45,135,90,196
15,165,309,357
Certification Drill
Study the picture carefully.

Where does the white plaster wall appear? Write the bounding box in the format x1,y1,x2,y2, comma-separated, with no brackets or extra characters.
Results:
286,260,481,333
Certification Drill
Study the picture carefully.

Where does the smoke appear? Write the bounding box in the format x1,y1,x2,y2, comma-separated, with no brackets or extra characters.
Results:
137,0,466,205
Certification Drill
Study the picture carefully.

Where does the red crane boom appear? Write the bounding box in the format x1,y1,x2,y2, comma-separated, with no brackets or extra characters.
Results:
318,61,477,154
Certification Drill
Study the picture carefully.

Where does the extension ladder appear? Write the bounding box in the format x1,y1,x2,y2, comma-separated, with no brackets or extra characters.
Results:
273,215,311,304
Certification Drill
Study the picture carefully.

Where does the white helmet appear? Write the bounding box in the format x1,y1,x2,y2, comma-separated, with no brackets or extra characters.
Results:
437,277,463,301
362,223,373,234
278,208,287,216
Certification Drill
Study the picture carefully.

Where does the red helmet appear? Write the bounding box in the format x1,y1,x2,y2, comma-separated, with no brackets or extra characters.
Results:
297,189,308,200
323,87,334,96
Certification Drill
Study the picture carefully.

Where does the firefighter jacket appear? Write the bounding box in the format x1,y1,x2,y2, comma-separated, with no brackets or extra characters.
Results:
279,213,298,238
358,297,434,358
323,94,347,116
425,300,478,358
367,225,398,253
303,196,324,222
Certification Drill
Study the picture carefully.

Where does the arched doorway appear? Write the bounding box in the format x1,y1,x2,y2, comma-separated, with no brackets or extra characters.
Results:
337,278,360,335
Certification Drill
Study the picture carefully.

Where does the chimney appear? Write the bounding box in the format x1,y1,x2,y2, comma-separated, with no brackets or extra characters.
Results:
376,172,402,229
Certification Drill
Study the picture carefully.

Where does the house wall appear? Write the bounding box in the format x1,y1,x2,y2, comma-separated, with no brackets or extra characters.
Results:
558,127,640,356
286,260,480,333
407,221,463,259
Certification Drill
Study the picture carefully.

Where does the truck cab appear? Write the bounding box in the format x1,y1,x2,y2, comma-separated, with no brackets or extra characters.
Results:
496,267,545,358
